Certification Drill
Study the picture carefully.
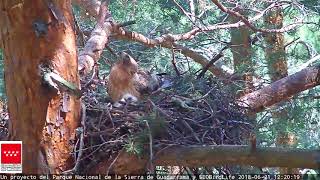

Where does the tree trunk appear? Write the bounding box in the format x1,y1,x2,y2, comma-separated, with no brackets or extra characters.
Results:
229,9,254,97
264,9,287,82
264,8,299,174
0,0,80,173
229,9,255,124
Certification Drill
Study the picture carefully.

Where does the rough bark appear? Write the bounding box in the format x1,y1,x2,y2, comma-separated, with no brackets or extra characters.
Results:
239,66,320,113
264,9,288,82
0,0,80,173
93,145,320,174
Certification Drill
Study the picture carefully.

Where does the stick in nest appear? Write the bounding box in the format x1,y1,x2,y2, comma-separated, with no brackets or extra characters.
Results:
144,120,154,172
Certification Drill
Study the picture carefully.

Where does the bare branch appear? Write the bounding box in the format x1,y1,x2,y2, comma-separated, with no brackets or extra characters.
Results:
210,0,312,33
188,0,196,23
197,45,229,79
74,0,278,42
298,54,320,71
113,29,232,78
172,0,195,24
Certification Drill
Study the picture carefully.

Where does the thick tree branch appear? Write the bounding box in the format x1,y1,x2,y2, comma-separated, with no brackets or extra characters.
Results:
239,65,320,113
93,145,320,174
154,145,320,169
78,1,112,74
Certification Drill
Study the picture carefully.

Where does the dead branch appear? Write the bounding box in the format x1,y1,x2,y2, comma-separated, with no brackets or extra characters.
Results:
145,120,154,172
188,0,196,23
75,0,278,38
197,45,229,79
172,43,232,78
172,0,196,24
74,0,230,77
171,46,181,76
210,0,311,33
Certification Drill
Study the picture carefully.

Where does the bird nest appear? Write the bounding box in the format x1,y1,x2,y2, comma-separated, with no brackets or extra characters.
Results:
80,75,253,173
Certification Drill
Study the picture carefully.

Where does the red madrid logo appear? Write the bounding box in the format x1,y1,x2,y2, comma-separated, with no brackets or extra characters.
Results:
1,143,22,164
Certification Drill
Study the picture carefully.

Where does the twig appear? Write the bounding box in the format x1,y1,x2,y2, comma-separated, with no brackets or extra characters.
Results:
171,46,181,76
172,0,195,24
181,119,201,143
105,106,114,129
105,45,117,57
148,99,175,121
284,37,300,49
187,87,216,101
144,120,154,172
84,65,97,89
87,129,113,137
106,151,121,175
197,45,229,79
211,0,309,33
118,20,136,27
74,103,86,172
298,54,320,71
294,41,318,58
